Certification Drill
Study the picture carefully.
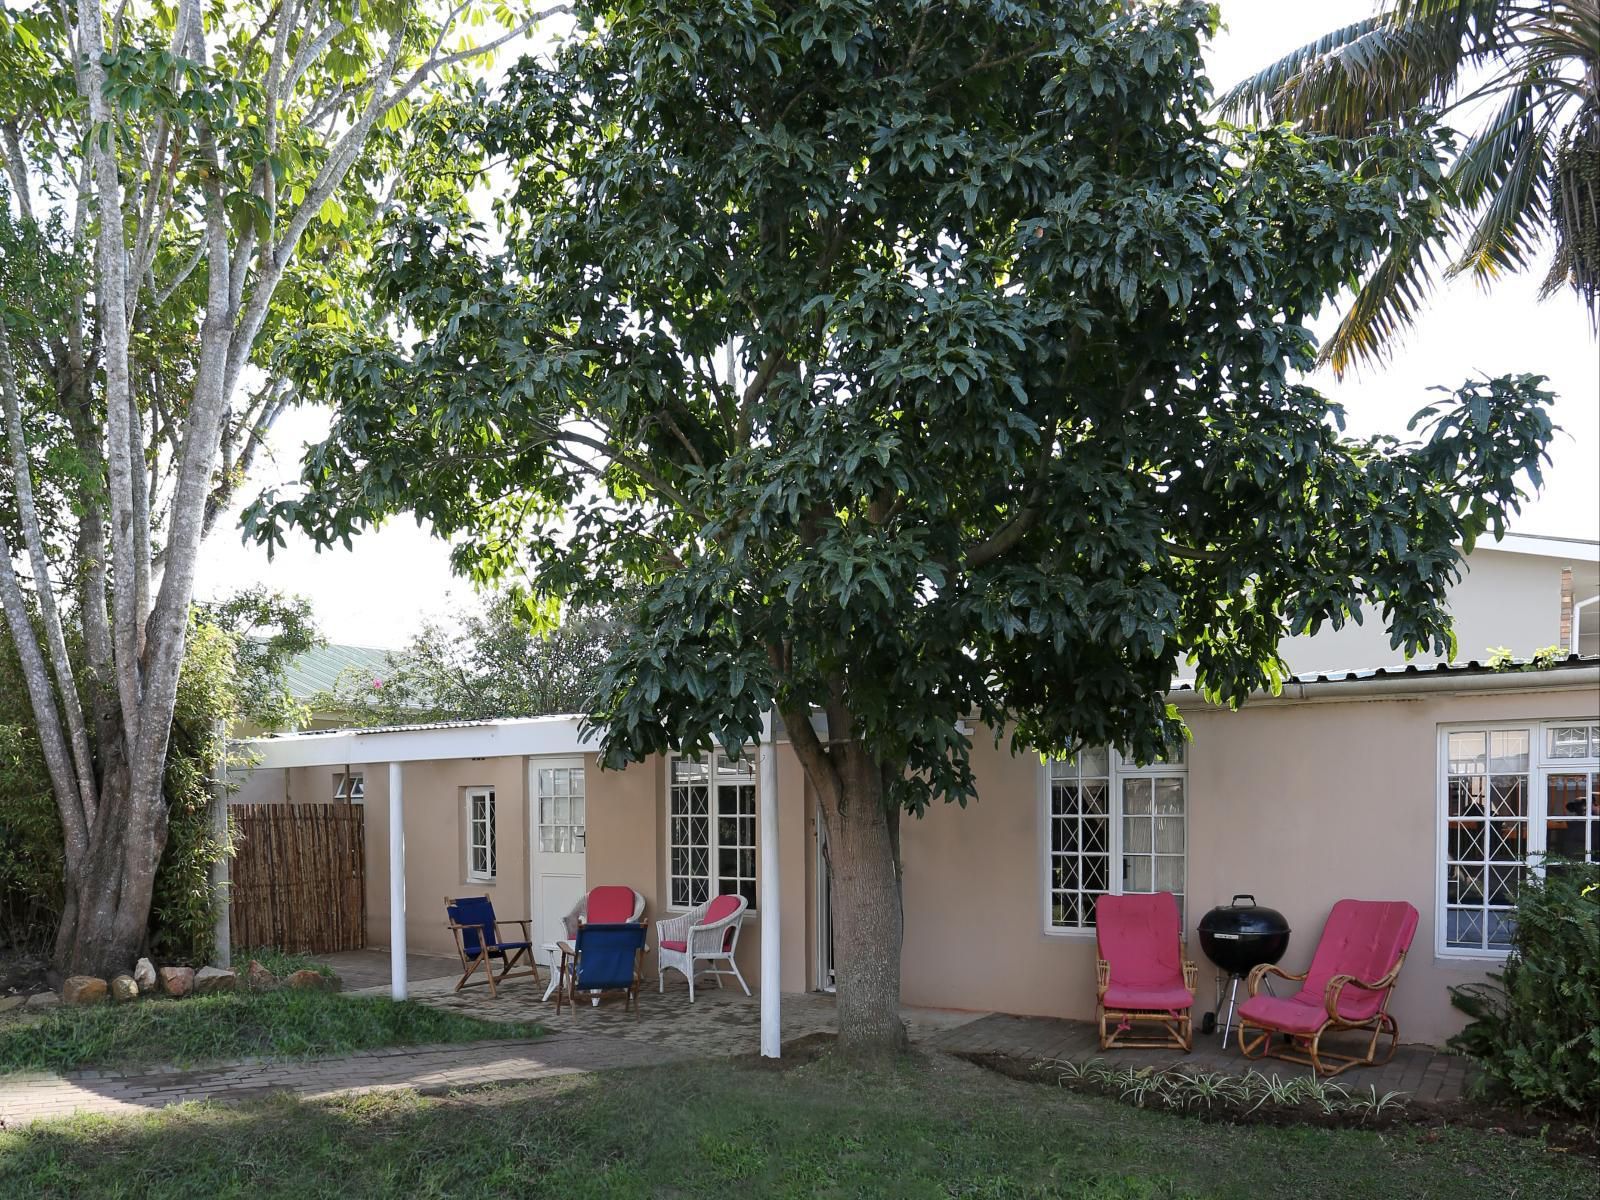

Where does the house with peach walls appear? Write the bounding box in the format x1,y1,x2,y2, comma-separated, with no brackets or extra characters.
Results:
232,534,1600,1048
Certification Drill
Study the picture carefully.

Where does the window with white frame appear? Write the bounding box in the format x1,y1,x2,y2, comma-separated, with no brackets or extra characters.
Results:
333,771,364,804
1440,721,1599,955
1045,747,1186,931
669,752,757,910
466,787,497,882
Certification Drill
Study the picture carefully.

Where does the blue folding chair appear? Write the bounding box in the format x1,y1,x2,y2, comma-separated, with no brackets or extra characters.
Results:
556,922,647,1017
445,895,540,998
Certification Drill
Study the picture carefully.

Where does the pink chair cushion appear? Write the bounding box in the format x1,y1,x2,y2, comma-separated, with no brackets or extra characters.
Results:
701,894,743,951
1103,982,1195,1011
586,886,636,925
1237,993,1330,1035
1294,899,1419,1022
660,939,687,952
1095,892,1190,998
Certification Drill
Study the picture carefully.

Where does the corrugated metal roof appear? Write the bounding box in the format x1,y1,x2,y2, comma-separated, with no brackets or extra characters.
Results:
1169,652,1599,692
280,644,396,700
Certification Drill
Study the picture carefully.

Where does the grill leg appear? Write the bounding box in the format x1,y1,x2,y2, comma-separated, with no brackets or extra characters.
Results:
1220,975,1242,1049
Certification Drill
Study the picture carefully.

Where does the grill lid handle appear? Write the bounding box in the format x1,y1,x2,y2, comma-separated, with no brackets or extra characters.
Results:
1230,894,1256,907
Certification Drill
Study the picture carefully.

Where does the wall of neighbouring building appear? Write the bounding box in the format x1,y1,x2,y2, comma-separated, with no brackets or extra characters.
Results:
896,680,1599,1046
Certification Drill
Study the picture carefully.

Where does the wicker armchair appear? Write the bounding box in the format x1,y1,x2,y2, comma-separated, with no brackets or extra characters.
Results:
656,894,749,1001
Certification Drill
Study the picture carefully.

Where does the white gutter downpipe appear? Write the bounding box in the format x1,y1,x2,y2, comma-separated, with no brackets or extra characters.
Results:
759,714,781,1059
389,761,407,1001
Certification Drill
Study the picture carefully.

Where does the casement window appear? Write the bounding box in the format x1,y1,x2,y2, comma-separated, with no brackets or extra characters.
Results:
333,771,364,804
668,752,757,911
466,787,497,883
1440,721,1600,956
1043,747,1187,932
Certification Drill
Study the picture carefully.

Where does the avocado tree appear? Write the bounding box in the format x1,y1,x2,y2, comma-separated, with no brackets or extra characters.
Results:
251,0,1553,1054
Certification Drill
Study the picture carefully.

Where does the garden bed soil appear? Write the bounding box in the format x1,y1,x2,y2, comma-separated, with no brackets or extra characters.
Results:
0,950,49,1001
961,1050,1600,1160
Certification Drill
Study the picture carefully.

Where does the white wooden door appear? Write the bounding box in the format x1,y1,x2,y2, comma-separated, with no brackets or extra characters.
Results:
529,759,587,960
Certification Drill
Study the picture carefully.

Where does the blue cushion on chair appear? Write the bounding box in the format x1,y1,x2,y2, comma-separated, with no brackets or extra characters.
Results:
447,895,500,959
573,922,645,991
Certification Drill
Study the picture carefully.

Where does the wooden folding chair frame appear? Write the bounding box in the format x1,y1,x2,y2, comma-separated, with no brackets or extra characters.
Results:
555,940,645,1019
1096,958,1199,1051
1236,952,1409,1077
446,898,540,999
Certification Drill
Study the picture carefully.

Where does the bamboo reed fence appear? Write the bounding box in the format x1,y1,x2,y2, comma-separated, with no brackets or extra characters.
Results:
229,803,367,954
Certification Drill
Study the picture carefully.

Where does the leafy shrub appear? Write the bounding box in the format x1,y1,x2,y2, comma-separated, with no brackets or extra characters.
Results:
1449,860,1600,1115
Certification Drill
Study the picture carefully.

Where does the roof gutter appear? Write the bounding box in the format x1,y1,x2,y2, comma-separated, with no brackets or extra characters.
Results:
1169,663,1600,710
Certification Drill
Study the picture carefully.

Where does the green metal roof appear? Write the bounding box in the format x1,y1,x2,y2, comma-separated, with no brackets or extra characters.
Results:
279,643,395,700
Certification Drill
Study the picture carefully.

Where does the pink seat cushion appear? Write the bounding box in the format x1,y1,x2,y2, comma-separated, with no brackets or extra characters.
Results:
1104,982,1195,1011
1238,993,1329,1035
1294,899,1419,1022
660,939,687,952
586,886,636,925
1095,892,1191,1001
1245,899,1420,1033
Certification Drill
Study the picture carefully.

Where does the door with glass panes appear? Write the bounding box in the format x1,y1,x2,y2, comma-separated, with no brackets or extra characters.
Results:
529,759,586,954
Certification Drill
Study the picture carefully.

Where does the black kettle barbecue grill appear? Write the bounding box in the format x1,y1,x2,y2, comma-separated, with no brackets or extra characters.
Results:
1197,895,1291,1044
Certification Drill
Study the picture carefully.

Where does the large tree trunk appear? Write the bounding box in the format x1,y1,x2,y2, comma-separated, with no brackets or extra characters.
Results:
785,699,910,1058
51,740,170,979
823,746,909,1057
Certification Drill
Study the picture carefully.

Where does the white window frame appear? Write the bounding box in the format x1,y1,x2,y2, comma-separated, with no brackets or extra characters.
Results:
666,751,758,913
333,771,364,804
1039,747,1188,936
465,786,497,884
1435,718,1600,960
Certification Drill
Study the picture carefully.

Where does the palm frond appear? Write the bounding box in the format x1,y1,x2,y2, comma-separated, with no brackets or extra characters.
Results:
1448,97,1558,283
1542,101,1600,315
1216,18,1386,124
1321,212,1460,377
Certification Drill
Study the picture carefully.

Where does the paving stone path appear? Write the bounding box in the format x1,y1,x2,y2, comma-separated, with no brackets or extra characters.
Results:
0,1032,665,1128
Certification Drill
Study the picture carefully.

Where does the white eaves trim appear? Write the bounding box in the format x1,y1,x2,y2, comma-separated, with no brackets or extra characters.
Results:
241,714,594,769
1480,532,1599,563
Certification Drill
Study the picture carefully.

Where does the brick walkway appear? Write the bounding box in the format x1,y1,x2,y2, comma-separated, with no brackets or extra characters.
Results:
924,1012,1474,1105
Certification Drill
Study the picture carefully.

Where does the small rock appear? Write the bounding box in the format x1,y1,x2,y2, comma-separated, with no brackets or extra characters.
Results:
61,975,108,1005
133,957,157,992
158,966,195,998
244,960,278,992
110,974,139,1003
24,990,58,1010
0,995,25,1014
284,969,338,992
193,965,237,995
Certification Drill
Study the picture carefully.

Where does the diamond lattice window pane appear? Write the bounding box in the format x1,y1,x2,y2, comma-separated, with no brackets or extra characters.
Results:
1449,820,1486,863
1489,821,1525,863
1082,818,1108,855
1487,911,1517,947
1447,908,1483,948
1489,777,1526,819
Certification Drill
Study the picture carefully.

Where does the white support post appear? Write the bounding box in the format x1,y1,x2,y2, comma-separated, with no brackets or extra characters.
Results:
389,761,407,1001
759,716,781,1058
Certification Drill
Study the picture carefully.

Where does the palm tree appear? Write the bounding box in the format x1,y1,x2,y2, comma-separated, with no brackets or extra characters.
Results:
1221,0,1599,375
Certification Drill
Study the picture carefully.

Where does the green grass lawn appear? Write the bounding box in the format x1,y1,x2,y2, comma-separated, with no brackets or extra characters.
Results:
1,1052,1590,1199
0,990,537,1074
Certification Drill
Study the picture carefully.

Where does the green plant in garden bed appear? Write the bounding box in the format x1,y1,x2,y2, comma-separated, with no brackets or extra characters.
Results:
1450,859,1600,1115
0,990,538,1074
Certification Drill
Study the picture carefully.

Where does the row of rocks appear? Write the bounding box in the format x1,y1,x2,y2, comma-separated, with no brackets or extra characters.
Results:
54,957,340,1006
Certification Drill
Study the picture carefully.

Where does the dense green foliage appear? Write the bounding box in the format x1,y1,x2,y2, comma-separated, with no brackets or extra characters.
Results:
1,1058,1595,1198
255,0,1554,805
0,990,536,1075
1222,0,1600,373
1449,861,1600,1115
317,595,625,725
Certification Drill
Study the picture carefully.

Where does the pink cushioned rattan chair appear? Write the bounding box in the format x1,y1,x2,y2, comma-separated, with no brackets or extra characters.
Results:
1094,892,1198,1051
562,885,645,938
1236,899,1418,1077
656,893,749,1001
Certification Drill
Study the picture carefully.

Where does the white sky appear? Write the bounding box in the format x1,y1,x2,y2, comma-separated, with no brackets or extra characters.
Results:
194,1,1600,647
